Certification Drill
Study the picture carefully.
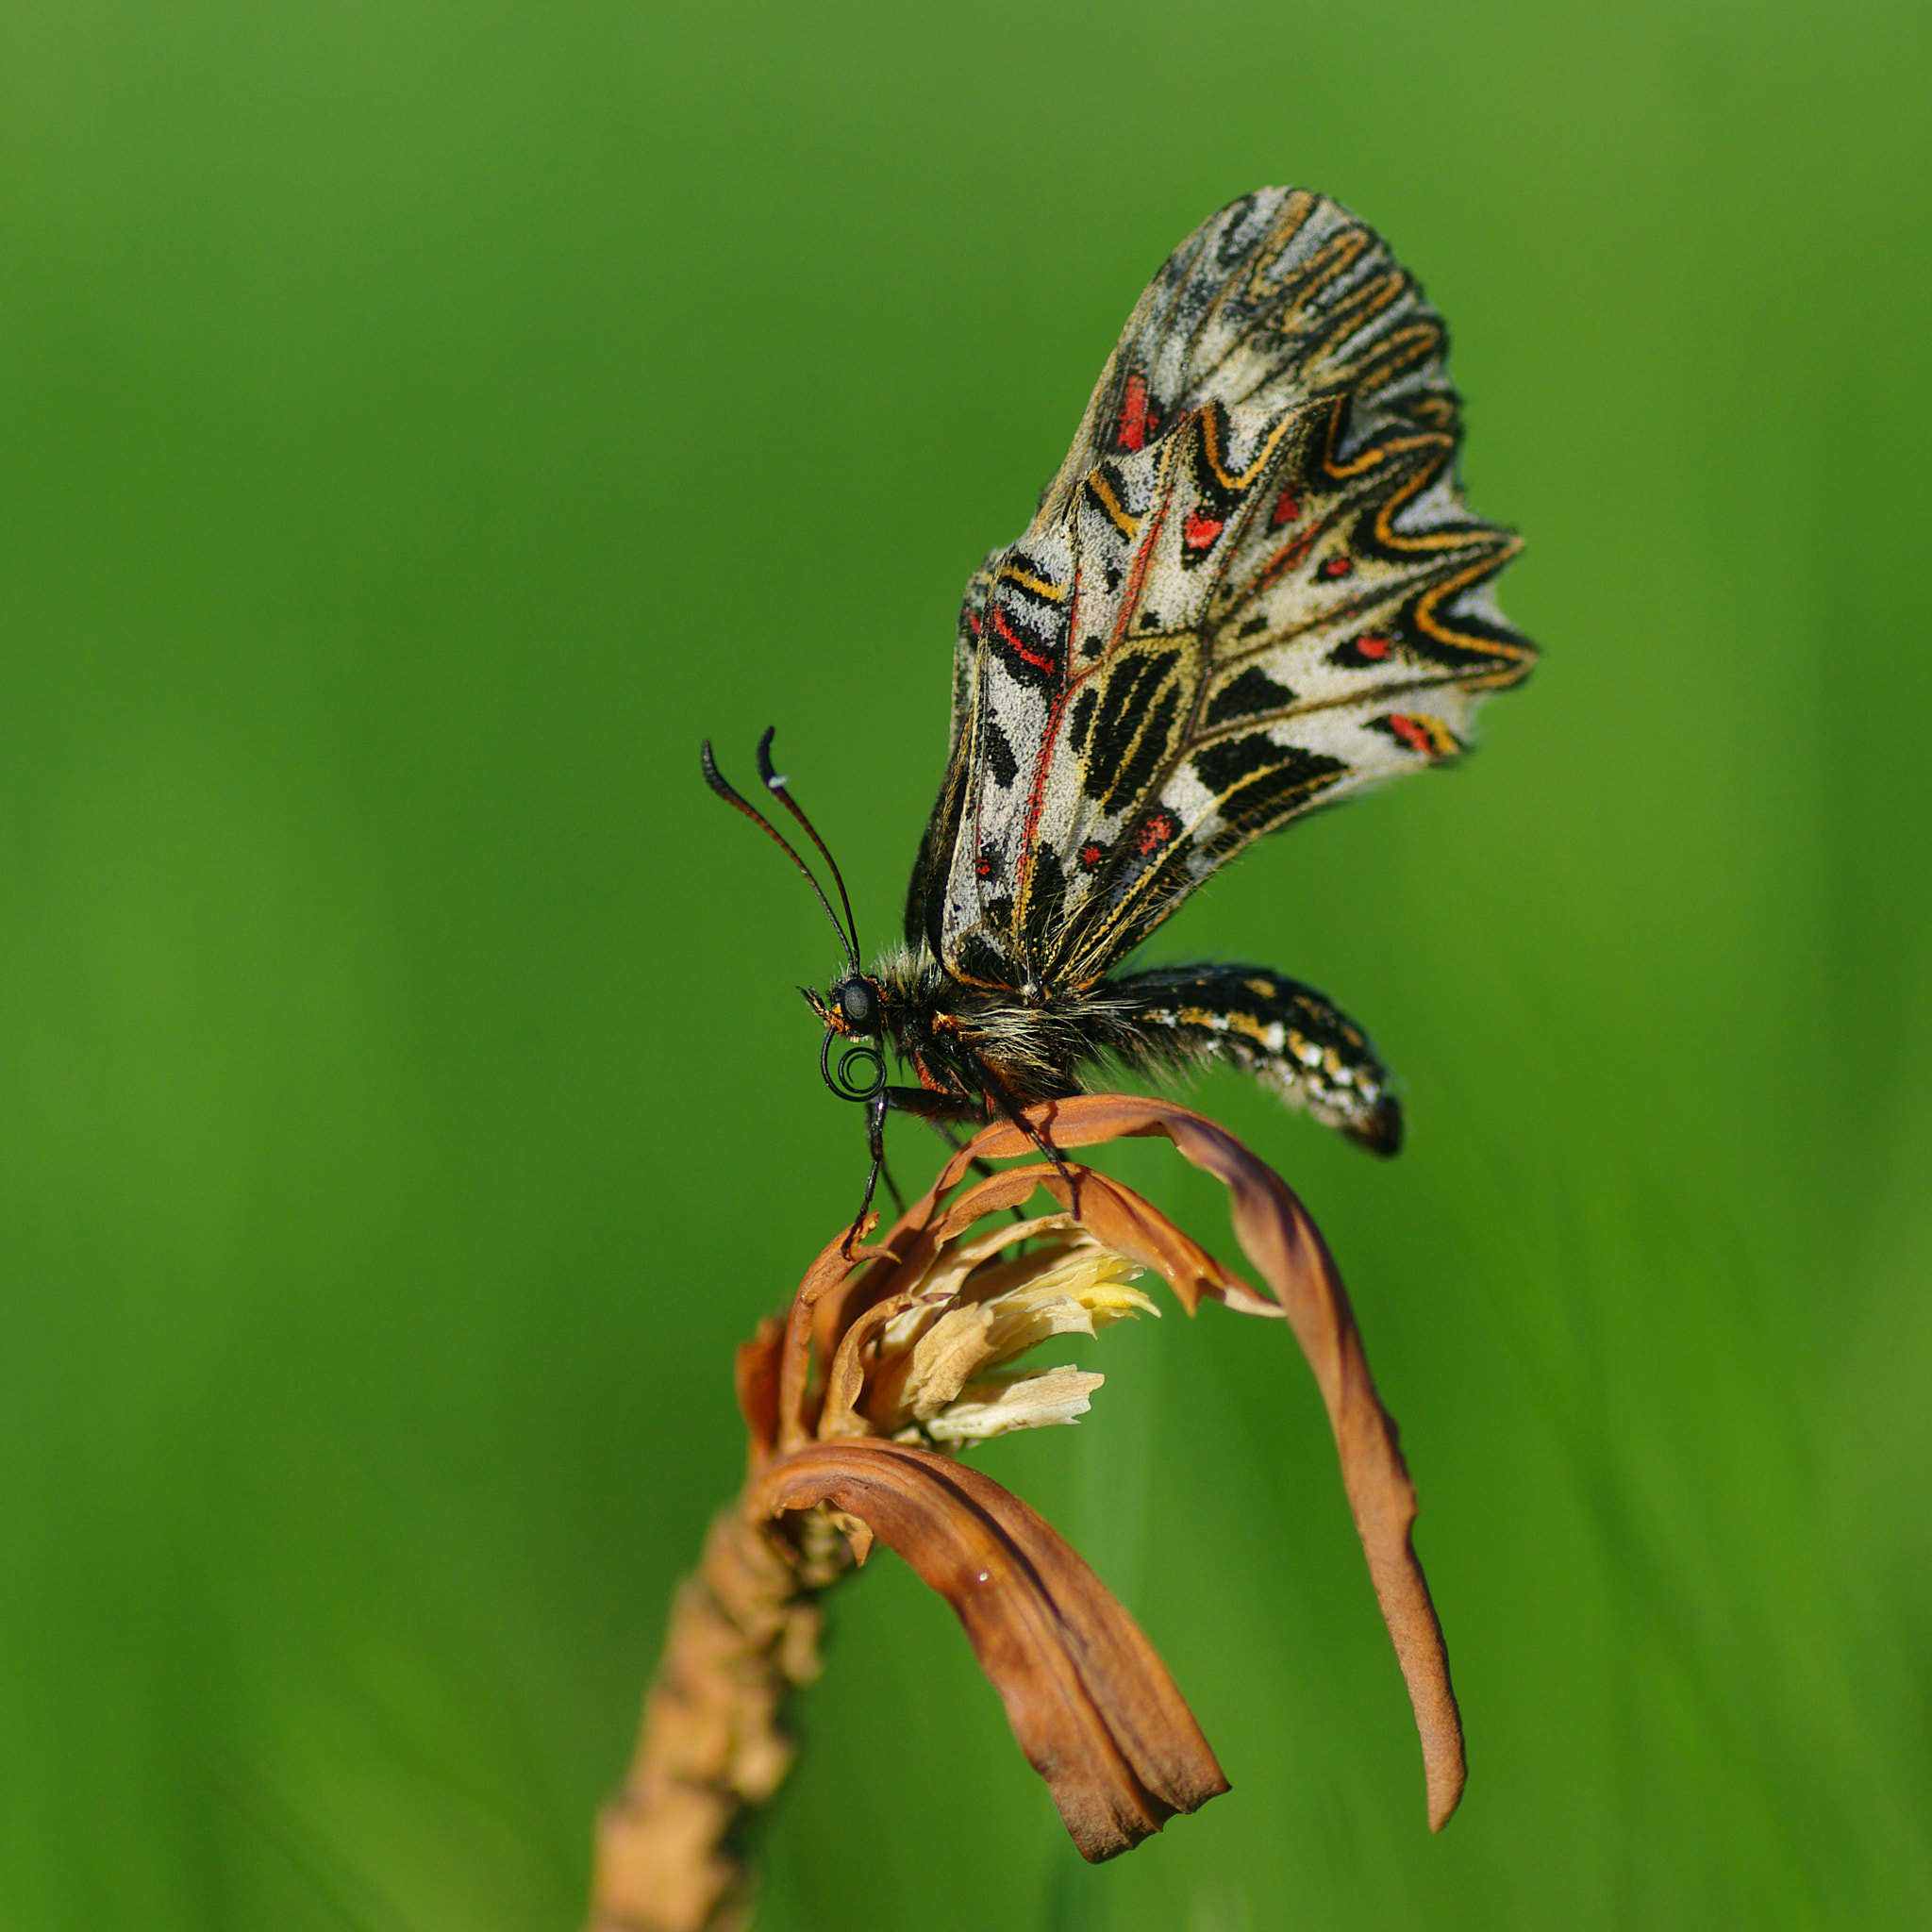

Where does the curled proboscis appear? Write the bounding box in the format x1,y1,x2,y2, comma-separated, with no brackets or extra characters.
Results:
821,1034,886,1104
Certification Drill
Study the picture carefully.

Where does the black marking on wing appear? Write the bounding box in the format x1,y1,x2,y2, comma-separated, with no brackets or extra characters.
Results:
1205,664,1295,727
954,932,1012,988
983,717,1018,788
1068,685,1098,756
986,600,1062,693
1083,647,1186,809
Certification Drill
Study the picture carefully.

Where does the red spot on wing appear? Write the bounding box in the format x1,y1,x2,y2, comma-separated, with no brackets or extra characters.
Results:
1135,810,1176,856
1117,371,1150,452
1271,490,1300,525
1183,508,1224,550
1078,841,1106,872
1389,713,1434,755
1257,524,1321,589
967,608,982,637
1357,634,1391,659
1320,555,1355,579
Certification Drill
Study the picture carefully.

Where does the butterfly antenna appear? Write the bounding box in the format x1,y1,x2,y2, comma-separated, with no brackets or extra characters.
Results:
701,739,858,968
756,727,862,967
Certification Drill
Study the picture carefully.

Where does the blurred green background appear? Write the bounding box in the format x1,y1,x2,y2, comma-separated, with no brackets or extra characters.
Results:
4,2,1928,1926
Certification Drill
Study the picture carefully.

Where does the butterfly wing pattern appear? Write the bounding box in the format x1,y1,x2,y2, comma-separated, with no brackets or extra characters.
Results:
897,188,1533,1148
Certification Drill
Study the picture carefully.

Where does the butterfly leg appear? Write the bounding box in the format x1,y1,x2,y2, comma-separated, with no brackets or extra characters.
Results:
883,1082,1041,1216
837,1085,988,1254
841,1091,891,1257
1102,963,1404,1153
974,1063,1082,1195
918,1109,1033,1221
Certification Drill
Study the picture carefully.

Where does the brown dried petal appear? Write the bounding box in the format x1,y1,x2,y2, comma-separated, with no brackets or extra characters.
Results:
811,1295,898,1441
778,1225,896,1452
1032,1164,1281,1319
752,1438,1229,1860
938,1093,1468,1832
734,1314,785,1464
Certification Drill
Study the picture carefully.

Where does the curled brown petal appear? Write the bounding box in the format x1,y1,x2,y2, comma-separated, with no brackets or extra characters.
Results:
1033,1164,1283,1319
939,1093,1467,1831
734,1315,785,1465
753,1438,1229,1860
776,1228,887,1453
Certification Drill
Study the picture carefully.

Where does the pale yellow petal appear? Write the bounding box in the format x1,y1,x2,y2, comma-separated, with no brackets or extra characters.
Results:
925,1368,1107,1442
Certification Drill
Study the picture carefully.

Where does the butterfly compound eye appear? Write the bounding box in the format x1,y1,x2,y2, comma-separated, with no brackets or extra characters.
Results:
837,976,880,1033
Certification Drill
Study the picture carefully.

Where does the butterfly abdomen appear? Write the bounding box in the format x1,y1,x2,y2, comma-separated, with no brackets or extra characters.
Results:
1091,963,1404,1153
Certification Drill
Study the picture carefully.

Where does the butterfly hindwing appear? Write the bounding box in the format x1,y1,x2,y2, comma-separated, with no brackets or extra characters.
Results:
908,188,1534,995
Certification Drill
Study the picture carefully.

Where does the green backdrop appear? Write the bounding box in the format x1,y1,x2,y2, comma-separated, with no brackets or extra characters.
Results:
4,2,1929,1926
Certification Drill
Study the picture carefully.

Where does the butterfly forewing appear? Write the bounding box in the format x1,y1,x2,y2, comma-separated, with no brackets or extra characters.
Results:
908,188,1534,996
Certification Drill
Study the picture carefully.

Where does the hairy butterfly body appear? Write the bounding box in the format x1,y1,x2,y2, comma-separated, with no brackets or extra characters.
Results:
706,188,1534,1239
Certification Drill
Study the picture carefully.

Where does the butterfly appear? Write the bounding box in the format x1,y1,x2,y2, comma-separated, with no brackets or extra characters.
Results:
705,188,1534,1240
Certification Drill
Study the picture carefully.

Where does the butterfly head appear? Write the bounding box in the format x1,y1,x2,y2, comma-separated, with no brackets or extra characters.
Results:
800,976,886,1103
807,973,883,1038
802,974,888,1103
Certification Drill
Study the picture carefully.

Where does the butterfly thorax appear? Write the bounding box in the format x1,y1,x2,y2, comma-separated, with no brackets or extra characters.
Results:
808,944,1107,1111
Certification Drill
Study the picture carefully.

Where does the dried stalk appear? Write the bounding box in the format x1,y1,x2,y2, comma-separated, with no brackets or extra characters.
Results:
585,1505,835,1932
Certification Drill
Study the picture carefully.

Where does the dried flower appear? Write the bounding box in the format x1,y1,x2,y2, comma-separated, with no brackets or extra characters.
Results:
590,1094,1463,1932
828,1212,1157,1443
